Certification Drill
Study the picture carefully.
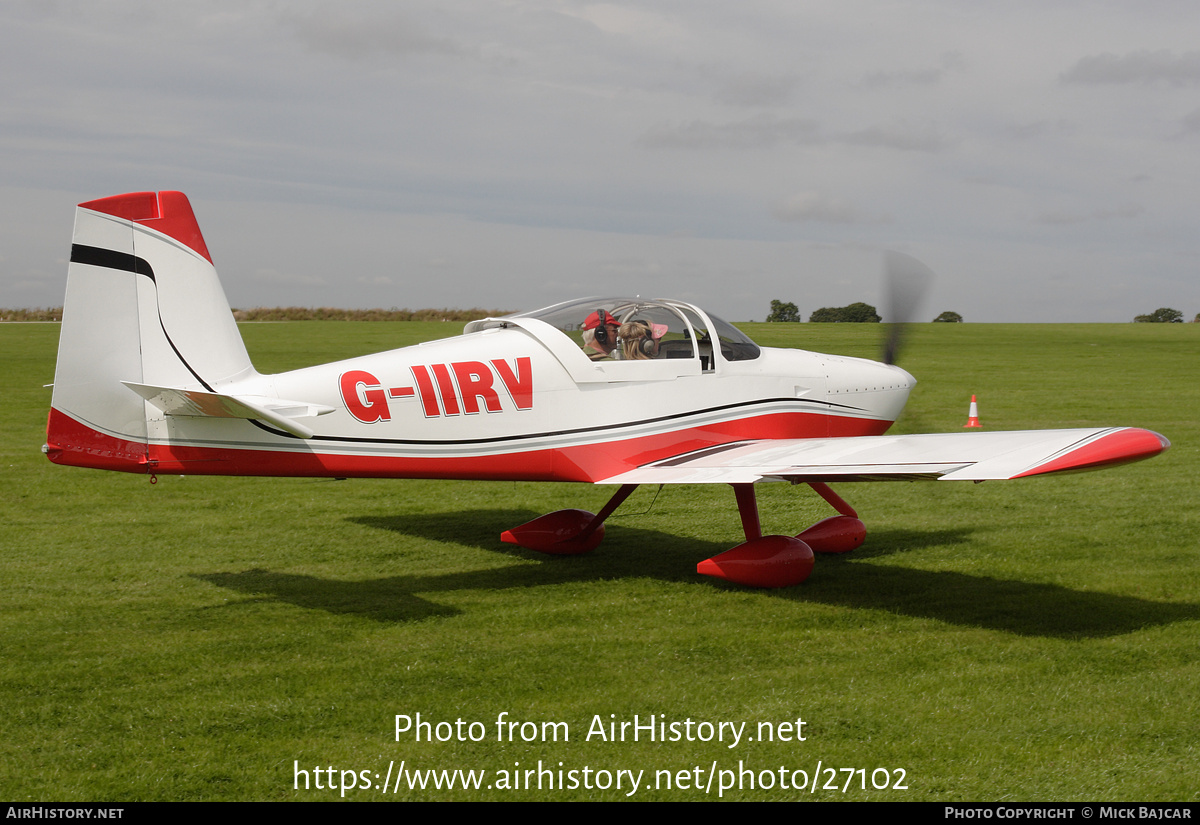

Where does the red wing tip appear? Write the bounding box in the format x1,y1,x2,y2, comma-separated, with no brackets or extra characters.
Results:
1016,427,1170,478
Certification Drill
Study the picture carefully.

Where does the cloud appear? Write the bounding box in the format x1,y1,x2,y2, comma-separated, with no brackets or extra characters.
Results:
280,8,464,60
1176,108,1200,137
861,51,965,88
250,268,328,288
640,115,944,153
839,125,946,152
1062,50,1200,86
597,258,665,276
4,5,1200,322
1033,205,1143,225
713,74,797,107
639,114,822,150
568,3,689,44
999,120,1074,141
770,192,886,225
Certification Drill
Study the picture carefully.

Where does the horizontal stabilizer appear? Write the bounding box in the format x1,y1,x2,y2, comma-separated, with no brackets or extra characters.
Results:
598,427,1170,485
123,382,334,439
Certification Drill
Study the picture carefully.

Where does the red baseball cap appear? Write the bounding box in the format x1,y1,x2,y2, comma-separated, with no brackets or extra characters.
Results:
583,310,621,330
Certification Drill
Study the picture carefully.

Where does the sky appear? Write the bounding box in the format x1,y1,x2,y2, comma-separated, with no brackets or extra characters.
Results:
2,0,1198,322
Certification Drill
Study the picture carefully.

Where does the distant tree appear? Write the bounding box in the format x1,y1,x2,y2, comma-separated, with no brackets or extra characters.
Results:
842,302,882,323
766,299,801,323
1133,307,1183,323
809,302,881,323
933,311,963,323
1194,313,1200,323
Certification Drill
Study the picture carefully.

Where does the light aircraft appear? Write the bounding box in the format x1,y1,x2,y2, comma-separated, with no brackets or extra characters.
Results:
45,191,1170,587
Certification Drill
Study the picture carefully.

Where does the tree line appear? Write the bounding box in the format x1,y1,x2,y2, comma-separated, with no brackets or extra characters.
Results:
767,300,957,323
0,307,508,323
1132,307,1186,323
766,300,1199,324
767,300,883,323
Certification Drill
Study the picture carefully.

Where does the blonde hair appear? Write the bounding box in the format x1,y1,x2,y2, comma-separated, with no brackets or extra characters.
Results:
619,321,654,360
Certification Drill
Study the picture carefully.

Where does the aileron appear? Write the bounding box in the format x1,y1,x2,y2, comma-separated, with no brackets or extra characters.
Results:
598,427,1168,485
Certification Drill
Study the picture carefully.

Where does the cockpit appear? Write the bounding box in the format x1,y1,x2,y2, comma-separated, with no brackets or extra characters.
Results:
465,297,760,372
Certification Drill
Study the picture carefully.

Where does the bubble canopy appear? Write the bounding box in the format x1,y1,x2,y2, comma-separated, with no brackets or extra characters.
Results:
465,297,761,365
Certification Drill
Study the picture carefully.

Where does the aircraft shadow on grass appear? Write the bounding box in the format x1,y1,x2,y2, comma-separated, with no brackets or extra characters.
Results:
195,509,1197,639
195,568,462,623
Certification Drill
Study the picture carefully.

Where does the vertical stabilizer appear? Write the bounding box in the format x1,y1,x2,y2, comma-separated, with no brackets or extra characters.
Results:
47,191,255,471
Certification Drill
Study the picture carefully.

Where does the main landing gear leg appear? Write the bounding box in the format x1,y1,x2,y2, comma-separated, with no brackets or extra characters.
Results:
733,483,762,540
500,484,639,555
695,483,815,588
796,482,866,554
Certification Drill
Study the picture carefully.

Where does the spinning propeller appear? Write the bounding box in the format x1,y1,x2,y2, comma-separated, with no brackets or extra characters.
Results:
880,251,933,366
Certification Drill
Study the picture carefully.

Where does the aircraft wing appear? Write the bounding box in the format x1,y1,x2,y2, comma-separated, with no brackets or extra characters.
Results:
598,427,1169,484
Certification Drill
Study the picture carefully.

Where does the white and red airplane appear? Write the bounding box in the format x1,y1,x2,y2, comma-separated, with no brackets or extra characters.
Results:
45,191,1169,587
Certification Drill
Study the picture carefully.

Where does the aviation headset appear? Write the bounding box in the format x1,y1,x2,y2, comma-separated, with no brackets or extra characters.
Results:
592,309,615,348
625,320,659,358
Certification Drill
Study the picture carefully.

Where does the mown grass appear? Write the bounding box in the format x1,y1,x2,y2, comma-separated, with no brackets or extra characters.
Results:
1,321,1197,801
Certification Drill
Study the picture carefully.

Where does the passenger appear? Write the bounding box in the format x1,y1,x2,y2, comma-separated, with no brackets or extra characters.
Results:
618,320,667,360
581,309,621,360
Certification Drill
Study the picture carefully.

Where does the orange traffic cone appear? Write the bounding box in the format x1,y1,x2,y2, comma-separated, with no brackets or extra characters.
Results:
963,395,982,428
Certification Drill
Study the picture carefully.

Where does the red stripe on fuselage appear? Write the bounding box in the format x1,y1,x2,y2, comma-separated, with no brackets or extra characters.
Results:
45,406,892,482
45,407,148,471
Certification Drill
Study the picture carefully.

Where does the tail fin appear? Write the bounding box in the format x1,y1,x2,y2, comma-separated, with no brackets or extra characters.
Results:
47,191,255,472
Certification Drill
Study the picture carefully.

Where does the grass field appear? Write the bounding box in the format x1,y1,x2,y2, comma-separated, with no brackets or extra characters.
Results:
2,320,1197,801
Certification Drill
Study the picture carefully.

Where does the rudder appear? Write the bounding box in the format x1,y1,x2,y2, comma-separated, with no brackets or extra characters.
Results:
47,191,255,471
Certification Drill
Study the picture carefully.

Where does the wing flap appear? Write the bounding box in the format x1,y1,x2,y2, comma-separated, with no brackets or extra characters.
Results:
598,428,1169,485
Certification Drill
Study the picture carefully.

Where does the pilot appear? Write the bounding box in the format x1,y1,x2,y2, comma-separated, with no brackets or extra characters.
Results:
581,309,621,360
618,320,667,360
